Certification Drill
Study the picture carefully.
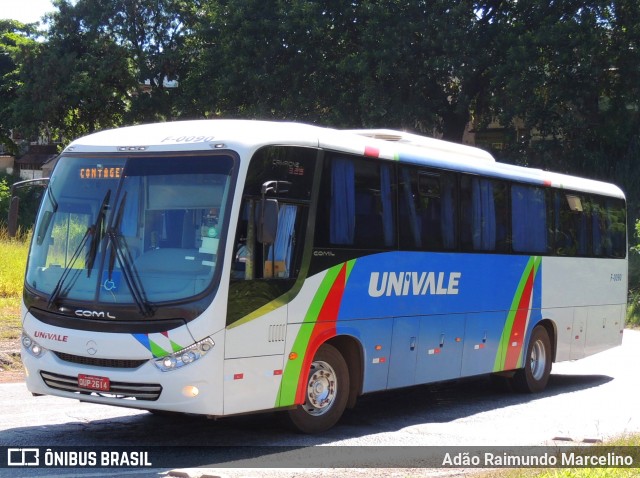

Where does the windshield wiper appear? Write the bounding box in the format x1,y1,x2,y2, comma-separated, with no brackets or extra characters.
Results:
105,193,154,317
47,190,111,309
86,190,111,277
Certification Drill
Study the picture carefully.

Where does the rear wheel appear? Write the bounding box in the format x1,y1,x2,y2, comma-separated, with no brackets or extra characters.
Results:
513,325,552,393
287,343,349,434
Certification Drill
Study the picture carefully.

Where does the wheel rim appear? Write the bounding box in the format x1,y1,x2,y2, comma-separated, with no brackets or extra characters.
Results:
529,339,547,381
302,360,337,416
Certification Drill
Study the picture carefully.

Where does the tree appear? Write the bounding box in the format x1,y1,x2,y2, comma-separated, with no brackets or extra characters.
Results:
5,0,640,214
485,0,640,209
0,20,38,154
11,1,135,142
71,0,200,122
183,0,515,139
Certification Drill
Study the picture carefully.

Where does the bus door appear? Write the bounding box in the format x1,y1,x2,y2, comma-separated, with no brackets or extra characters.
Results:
223,147,314,414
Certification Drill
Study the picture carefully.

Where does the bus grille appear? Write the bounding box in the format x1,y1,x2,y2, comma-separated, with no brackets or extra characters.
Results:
40,371,162,401
53,351,147,369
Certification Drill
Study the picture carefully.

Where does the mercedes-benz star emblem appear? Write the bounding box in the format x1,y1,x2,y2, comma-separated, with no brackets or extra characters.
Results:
86,340,98,356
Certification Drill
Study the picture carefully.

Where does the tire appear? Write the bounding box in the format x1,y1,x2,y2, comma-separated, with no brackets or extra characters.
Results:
287,343,349,434
512,325,552,393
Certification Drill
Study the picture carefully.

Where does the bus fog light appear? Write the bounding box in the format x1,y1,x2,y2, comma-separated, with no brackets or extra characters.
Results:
154,337,215,372
182,385,199,398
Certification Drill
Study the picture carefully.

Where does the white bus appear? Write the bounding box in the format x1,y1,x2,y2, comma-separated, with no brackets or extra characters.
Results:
15,120,627,433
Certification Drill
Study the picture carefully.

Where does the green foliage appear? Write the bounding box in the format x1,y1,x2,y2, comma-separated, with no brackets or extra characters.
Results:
486,1,640,213
0,234,28,343
183,0,501,138
1,0,640,212
0,173,43,233
0,176,9,220
628,219,640,327
630,219,640,256
0,232,29,299
0,20,38,154
11,2,135,142
627,288,640,327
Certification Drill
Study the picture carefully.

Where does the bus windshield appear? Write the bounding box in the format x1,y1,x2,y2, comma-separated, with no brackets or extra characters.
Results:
26,154,235,309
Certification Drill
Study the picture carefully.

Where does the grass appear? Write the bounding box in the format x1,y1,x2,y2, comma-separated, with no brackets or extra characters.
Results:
0,298,21,340
0,234,28,298
486,467,640,477
0,231,29,372
626,290,640,328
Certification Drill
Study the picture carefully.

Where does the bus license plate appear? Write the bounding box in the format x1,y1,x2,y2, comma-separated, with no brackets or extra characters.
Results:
78,374,110,392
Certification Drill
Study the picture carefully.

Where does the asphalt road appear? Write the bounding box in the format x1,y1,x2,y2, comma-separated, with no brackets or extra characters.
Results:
1,330,639,477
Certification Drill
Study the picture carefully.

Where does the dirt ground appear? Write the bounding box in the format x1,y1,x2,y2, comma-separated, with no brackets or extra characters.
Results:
0,336,24,383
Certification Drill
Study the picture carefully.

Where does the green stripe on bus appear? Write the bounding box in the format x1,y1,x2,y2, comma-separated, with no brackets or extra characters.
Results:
277,263,345,406
493,256,541,372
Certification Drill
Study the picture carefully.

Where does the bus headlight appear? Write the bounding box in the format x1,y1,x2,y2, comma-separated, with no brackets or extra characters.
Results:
154,337,215,372
21,332,45,358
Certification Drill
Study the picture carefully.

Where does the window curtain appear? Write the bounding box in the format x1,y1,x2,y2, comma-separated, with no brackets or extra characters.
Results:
553,192,562,252
380,164,394,247
577,206,588,255
472,178,496,250
605,199,621,257
330,158,355,244
592,202,603,256
269,204,297,277
441,175,456,249
401,168,421,248
512,185,547,253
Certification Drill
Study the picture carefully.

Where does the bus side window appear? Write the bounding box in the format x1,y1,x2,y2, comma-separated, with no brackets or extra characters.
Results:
594,197,626,259
551,192,589,256
606,198,626,258
460,176,509,253
398,167,456,251
511,184,550,254
318,155,395,250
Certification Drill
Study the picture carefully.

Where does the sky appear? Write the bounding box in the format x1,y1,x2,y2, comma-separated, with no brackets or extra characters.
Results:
1,0,56,24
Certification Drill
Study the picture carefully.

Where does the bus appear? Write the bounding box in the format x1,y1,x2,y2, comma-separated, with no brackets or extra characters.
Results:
14,120,627,433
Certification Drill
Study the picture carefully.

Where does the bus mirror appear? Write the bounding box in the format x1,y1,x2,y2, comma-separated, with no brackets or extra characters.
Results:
261,180,291,196
7,178,50,238
258,180,287,245
8,196,20,238
256,198,278,244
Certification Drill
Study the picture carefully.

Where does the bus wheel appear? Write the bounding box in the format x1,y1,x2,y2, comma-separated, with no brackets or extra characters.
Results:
513,325,552,393
287,343,349,434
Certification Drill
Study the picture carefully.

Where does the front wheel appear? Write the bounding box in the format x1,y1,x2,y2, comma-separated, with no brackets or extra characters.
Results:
287,343,349,433
512,325,552,393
